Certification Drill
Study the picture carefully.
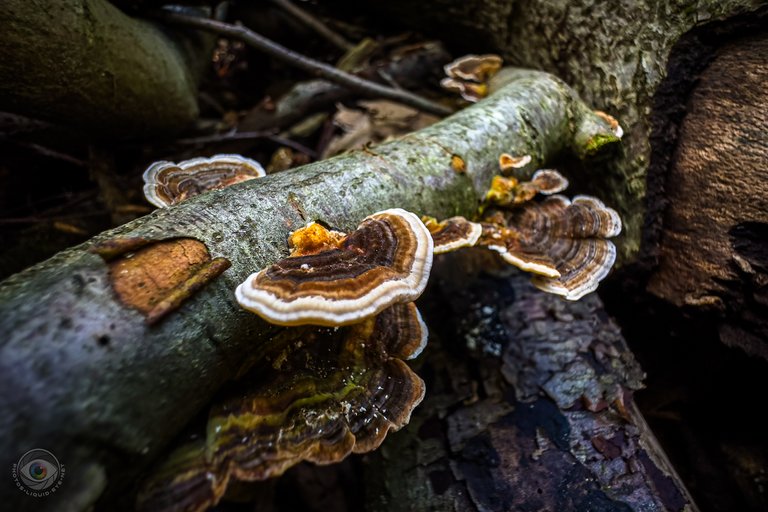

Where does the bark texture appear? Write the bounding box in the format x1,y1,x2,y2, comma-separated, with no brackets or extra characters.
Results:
0,71,615,511
328,0,765,264
646,30,768,359
0,0,210,136
365,251,694,512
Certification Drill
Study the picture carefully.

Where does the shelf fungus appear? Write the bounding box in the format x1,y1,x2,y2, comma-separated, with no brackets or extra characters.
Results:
484,169,569,207
498,153,532,173
137,303,426,512
480,194,622,300
143,154,265,208
236,208,433,326
422,215,482,254
440,54,502,102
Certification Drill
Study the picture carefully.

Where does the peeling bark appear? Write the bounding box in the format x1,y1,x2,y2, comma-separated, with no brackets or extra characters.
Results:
0,71,615,510
646,28,768,359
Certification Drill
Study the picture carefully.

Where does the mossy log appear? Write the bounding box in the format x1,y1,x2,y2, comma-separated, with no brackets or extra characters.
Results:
0,70,617,510
365,252,695,511
0,0,210,137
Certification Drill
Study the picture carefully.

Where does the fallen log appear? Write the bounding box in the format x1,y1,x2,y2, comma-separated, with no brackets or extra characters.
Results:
0,70,618,510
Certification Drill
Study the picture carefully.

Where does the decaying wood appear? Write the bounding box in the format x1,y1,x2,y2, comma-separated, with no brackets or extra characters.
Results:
647,32,768,359
365,251,696,511
0,70,618,511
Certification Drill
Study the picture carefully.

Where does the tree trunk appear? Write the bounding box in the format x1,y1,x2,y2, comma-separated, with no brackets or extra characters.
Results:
327,0,765,266
0,0,211,137
0,71,615,511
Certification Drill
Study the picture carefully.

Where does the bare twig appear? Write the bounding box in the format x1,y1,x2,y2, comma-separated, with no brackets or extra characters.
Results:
2,137,86,167
270,0,353,51
173,130,319,158
153,10,454,117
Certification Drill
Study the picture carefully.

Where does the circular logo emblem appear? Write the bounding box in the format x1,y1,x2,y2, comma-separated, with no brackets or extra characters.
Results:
11,448,65,496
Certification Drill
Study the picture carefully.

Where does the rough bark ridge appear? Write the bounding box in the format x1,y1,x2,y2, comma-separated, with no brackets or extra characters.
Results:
0,71,615,510
646,26,768,359
0,0,209,136
327,0,764,264
365,252,693,511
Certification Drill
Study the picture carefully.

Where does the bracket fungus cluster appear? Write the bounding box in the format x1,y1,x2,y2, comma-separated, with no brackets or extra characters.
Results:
440,54,503,102
139,209,433,511
143,154,265,207
423,158,621,301
137,303,427,512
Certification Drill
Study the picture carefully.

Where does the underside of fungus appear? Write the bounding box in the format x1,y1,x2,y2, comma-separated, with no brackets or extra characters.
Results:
137,303,427,512
236,208,434,326
143,154,265,208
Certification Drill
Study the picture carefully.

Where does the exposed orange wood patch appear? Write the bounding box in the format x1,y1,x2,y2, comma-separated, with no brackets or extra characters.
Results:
107,238,230,324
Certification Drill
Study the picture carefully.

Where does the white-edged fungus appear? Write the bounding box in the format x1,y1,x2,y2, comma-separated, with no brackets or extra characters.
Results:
422,215,483,254
143,154,265,208
235,208,434,326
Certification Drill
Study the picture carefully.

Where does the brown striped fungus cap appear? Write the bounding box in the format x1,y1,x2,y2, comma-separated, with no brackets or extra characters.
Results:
422,215,483,254
136,302,428,512
143,154,265,208
440,54,503,103
480,194,622,300
235,208,434,326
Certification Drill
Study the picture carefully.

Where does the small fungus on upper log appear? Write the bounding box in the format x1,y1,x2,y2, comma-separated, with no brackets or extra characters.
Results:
287,221,347,257
498,153,532,173
143,154,266,208
443,54,503,83
136,302,427,512
593,110,624,138
236,208,433,326
440,54,503,103
484,169,569,207
422,215,482,254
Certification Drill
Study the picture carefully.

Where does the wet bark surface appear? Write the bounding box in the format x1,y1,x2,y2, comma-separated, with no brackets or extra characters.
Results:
364,251,693,512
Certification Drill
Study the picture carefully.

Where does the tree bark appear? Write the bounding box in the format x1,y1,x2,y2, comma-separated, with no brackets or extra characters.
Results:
645,27,768,359
0,71,616,510
0,0,211,137
365,251,695,512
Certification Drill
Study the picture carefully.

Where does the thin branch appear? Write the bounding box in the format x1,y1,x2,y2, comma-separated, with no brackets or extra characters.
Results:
153,10,454,117
173,130,319,158
270,0,353,51
3,137,86,167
